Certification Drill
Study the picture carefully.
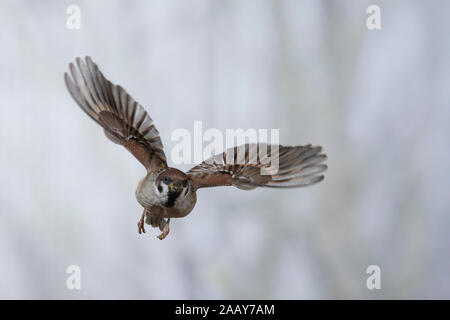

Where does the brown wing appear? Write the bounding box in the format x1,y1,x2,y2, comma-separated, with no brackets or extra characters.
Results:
64,56,167,172
188,143,327,190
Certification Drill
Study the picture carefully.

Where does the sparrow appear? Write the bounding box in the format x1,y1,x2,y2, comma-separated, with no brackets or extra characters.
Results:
64,57,327,240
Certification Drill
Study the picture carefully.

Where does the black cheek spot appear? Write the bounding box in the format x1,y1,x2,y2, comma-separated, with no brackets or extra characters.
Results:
158,186,162,193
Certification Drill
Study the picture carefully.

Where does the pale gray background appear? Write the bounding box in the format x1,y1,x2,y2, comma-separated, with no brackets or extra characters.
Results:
0,0,449,299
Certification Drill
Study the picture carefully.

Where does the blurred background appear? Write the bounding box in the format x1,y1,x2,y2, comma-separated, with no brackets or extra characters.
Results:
0,0,449,299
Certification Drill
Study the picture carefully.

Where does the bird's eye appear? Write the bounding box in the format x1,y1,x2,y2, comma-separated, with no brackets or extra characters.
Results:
163,177,169,183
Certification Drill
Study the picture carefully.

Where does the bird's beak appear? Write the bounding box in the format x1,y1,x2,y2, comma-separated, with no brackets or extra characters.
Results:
169,183,174,191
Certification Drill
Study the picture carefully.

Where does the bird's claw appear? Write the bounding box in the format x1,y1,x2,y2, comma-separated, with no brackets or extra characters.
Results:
137,220,146,234
157,221,170,240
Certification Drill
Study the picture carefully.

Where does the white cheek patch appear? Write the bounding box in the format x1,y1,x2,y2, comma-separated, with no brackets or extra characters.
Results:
157,183,168,194
155,183,170,202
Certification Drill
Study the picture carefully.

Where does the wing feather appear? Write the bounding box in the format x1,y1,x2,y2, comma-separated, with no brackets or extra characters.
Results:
64,56,167,171
188,143,327,190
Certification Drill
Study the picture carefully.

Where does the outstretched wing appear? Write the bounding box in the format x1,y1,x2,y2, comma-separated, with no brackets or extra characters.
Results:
64,56,167,172
188,143,327,190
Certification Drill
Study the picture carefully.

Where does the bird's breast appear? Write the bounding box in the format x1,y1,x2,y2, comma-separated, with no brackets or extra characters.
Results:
135,175,158,209
162,187,197,218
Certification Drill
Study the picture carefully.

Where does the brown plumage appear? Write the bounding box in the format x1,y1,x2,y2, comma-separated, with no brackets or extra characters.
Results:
188,144,327,190
64,57,166,172
64,57,327,240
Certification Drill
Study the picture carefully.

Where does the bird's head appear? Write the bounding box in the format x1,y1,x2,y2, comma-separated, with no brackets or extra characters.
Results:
155,168,189,207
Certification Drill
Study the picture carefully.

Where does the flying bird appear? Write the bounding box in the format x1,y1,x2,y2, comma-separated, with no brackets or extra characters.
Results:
64,57,327,240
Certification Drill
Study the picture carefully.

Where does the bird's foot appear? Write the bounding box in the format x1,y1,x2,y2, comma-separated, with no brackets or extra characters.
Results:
137,220,146,234
137,211,146,234
157,218,170,240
